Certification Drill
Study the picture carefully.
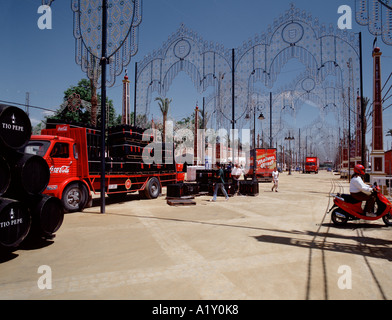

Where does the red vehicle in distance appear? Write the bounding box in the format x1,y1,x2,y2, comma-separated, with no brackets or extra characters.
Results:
305,157,319,174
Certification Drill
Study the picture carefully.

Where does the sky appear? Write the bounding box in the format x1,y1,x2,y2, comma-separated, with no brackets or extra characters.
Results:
1,0,392,153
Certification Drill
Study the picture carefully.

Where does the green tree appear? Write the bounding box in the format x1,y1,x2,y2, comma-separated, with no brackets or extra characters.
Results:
48,79,120,128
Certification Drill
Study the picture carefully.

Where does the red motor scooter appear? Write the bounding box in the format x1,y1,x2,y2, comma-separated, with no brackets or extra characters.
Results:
330,184,392,227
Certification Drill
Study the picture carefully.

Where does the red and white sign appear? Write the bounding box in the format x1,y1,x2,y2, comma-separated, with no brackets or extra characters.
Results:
56,125,69,133
50,165,70,174
125,179,132,190
252,149,277,176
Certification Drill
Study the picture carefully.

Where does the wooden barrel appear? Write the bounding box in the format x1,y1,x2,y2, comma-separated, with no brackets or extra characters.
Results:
28,195,64,237
0,197,31,247
7,152,50,196
0,105,32,150
0,156,11,196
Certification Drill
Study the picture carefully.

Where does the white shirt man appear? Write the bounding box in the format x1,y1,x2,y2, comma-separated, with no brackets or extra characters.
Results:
231,164,242,194
349,176,373,194
231,164,242,180
350,174,375,216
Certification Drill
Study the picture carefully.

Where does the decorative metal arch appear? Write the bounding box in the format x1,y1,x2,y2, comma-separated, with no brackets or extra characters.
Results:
72,0,142,88
236,4,359,146
135,23,233,128
356,0,392,45
135,3,360,160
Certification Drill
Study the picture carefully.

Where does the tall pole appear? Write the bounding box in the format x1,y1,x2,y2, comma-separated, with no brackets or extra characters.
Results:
270,92,272,147
134,62,138,126
359,32,366,167
299,128,301,172
100,0,108,214
194,104,199,165
202,97,206,129
232,49,235,163
348,86,351,179
285,132,294,175
253,107,256,182
304,134,307,173
289,137,292,175
371,46,385,174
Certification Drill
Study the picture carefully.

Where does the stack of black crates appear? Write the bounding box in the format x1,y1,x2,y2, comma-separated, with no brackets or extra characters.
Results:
197,169,236,197
195,168,259,197
107,124,175,173
167,168,239,199
0,105,64,251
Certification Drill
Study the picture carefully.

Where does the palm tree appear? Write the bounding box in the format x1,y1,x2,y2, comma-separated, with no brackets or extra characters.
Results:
155,97,172,142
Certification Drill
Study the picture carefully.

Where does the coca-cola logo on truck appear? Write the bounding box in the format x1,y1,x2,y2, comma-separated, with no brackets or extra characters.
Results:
56,125,69,132
50,165,70,174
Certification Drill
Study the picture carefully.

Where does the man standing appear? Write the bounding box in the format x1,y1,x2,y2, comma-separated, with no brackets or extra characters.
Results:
210,163,229,202
231,163,242,195
271,167,279,192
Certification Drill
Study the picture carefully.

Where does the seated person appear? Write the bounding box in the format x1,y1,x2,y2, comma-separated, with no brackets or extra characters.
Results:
350,164,376,217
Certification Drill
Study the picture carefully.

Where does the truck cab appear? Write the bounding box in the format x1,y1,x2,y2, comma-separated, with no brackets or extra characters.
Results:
24,135,90,212
305,157,319,174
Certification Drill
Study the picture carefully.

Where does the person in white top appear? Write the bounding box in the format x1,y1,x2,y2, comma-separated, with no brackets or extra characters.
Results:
271,167,279,192
231,163,242,195
350,164,376,216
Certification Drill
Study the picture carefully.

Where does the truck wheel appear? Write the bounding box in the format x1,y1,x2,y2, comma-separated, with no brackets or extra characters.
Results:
144,177,161,199
62,182,88,213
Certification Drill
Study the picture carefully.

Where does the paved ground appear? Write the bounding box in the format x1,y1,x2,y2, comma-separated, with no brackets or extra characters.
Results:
0,171,391,300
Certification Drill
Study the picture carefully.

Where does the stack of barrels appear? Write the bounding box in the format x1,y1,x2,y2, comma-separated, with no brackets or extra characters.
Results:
0,104,64,250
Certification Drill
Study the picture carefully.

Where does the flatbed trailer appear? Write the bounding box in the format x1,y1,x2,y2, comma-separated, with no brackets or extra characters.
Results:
25,124,183,212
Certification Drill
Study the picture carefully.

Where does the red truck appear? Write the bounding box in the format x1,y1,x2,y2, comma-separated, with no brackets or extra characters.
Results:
305,157,319,174
245,148,277,182
24,124,184,212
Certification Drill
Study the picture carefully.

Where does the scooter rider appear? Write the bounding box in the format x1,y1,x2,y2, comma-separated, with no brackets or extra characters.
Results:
350,164,376,217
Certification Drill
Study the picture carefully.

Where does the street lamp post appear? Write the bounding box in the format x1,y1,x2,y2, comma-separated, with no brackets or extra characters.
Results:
246,108,265,182
285,132,295,175
72,0,142,213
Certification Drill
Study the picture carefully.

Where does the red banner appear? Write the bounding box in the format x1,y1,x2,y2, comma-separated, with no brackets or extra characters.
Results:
255,149,277,175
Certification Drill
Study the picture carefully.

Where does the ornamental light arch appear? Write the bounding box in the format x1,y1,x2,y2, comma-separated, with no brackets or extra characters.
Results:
135,4,360,162
135,23,233,128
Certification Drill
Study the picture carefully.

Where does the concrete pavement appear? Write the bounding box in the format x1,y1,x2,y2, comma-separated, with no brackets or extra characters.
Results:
0,171,391,300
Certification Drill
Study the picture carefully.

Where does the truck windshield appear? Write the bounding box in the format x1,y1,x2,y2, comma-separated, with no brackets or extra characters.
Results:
306,162,315,166
23,140,51,157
